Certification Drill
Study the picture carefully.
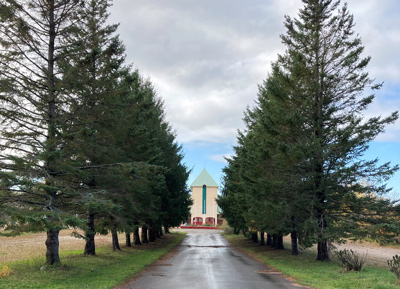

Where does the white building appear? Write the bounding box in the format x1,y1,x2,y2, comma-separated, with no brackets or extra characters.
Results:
189,169,219,225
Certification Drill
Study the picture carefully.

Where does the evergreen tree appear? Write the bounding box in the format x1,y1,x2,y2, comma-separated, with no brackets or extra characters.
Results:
0,0,83,265
217,146,249,236
156,121,192,231
221,0,399,262
277,0,398,261
59,0,132,255
252,66,318,254
117,77,191,236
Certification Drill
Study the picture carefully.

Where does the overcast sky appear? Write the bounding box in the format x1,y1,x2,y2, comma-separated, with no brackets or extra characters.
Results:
108,0,400,194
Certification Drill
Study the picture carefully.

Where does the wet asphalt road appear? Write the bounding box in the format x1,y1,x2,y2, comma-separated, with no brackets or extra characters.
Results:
118,229,307,289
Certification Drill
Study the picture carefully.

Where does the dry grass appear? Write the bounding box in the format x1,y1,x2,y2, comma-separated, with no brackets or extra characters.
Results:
0,229,122,265
0,232,186,289
281,235,400,268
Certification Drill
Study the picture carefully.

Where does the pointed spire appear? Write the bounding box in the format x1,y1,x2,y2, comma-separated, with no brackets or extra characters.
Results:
191,169,218,187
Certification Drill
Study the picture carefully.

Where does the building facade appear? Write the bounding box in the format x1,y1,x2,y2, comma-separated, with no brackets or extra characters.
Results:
189,169,219,225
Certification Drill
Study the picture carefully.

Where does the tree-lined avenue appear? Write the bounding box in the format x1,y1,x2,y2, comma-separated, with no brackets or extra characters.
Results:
118,229,308,289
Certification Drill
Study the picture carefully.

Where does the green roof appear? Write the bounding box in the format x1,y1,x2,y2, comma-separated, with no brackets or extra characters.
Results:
191,169,218,187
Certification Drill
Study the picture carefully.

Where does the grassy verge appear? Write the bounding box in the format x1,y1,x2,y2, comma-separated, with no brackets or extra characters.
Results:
0,232,185,289
224,234,399,289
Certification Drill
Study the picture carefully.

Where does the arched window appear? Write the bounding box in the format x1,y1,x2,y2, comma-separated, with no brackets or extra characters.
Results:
202,185,206,214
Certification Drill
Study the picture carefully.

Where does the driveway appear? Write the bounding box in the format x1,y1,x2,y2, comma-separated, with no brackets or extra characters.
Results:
117,229,308,289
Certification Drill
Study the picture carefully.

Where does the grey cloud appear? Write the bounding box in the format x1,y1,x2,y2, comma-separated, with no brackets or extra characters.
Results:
348,1,400,82
109,0,400,144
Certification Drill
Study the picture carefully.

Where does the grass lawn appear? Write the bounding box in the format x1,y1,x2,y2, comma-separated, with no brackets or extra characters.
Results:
225,234,399,289
0,232,185,289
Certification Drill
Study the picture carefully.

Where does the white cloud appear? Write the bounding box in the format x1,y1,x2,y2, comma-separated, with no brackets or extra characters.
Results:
208,154,232,163
348,0,400,83
365,92,400,142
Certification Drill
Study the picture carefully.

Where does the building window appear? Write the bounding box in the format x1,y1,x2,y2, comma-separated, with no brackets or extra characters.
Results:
202,185,206,214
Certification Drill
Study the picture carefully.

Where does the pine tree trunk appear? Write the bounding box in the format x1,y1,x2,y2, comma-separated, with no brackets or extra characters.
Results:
112,228,121,251
317,240,329,261
291,231,298,255
242,228,247,237
291,217,299,255
317,213,330,261
164,226,170,234
151,231,156,241
260,231,265,246
44,1,60,267
316,208,330,261
133,226,141,245
148,221,156,242
157,224,163,237
45,229,60,265
141,225,148,244
111,217,121,251
316,203,330,261
251,232,258,243
266,233,272,246
150,228,156,241
126,233,131,247
84,212,96,255
316,206,329,261
271,234,277,248
276,234,285,250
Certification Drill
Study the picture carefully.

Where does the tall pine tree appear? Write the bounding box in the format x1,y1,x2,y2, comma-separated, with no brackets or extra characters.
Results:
221,0,399,262
0,0,83,265
59,0,132,255
277,0,398,260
